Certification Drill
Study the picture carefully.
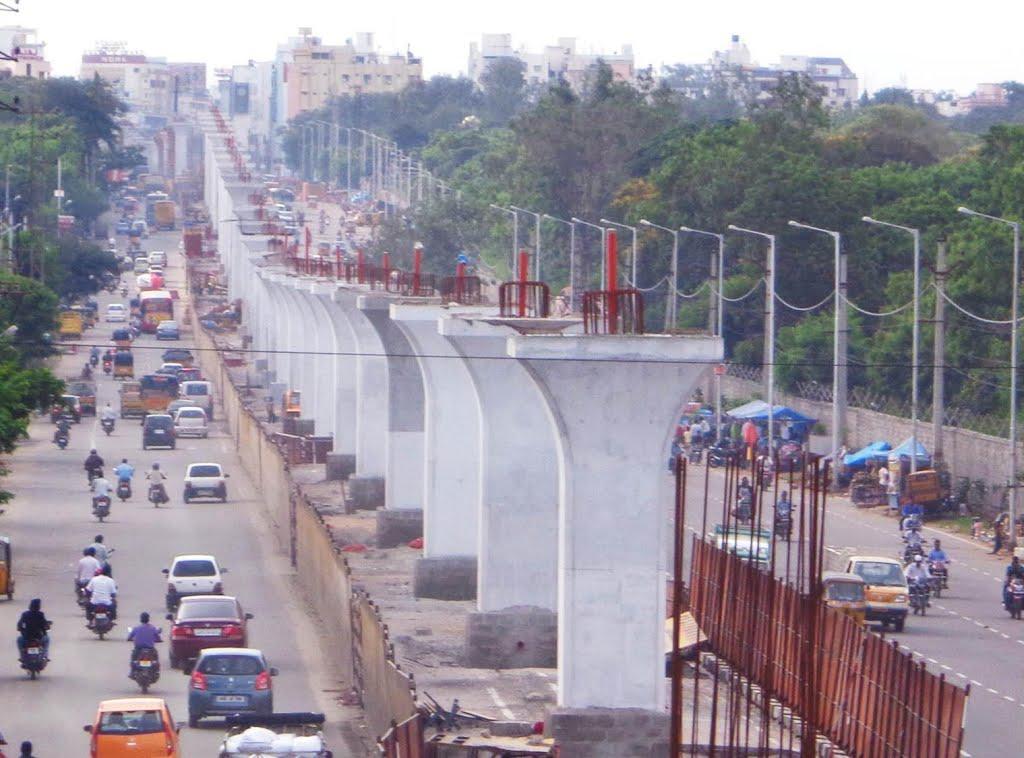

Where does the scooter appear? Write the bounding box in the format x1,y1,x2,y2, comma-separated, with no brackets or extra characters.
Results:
90,606,115,639
89,352,99,367
148,483,167,507
92,495,111,522
116,479,132,502
1008,579,1024,620
55,430,69,450
19,633,50,679
101,417,115,436
130,645,161,693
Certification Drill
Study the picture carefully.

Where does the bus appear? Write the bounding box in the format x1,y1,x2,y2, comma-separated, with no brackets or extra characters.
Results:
139,290,174,332
145,191,169,226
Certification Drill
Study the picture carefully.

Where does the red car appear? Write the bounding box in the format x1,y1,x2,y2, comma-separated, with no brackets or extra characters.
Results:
166,595,252,669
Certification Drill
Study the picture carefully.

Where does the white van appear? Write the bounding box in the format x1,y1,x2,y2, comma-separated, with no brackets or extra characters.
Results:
148,250,167,267
180,380,214,420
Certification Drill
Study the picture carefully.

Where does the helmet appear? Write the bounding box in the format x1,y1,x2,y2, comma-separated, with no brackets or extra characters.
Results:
914,554,923,563
90,448,97,454
140,611,150,623
152,462,160,469
94,534,103,543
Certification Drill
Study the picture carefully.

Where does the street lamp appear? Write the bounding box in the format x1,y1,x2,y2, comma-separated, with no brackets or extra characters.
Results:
489,204,518,273
510,205,542,280
958,205,1021,544
600,218,639,288
681,226,726,436
571,217,608,292
728,224,777,454
788,220,848,461
863,216,921,473
543,214,576,310
638,219,678,330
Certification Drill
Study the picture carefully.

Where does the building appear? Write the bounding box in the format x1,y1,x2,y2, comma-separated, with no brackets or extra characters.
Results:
915,83,1009,118
79,43,206,117
468,34,635,91
283,29,422,119
216,60,277,170
0,26,50,79
705,35,859,109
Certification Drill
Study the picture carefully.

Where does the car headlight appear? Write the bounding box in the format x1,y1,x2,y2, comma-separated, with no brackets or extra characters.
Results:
894,595,907,603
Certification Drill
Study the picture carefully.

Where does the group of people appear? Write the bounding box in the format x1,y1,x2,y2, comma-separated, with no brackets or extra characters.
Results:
84,449,168,511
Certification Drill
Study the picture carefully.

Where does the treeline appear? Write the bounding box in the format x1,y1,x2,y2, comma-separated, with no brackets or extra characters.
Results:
284,64,1024,420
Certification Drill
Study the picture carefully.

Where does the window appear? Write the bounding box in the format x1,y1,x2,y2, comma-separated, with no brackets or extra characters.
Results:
188,465,222,478
178,598,238,620
199,654,264,675
172,560,216,577
98,710,165,735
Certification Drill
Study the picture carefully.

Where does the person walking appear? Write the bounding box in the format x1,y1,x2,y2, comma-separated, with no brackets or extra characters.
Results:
992,517,1005,555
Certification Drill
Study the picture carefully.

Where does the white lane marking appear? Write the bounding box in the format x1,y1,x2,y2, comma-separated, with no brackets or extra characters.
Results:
486,687,515,720
955,673,968,679
940,664,952,671
1004,695,1016,702
971,680,983,686
927,657,937,664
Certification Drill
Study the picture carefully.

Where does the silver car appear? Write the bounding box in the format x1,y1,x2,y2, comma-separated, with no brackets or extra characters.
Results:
188,648,276,727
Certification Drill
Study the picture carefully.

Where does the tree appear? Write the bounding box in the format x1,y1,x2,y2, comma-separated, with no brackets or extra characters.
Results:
0,271,58,359
480,58,528,126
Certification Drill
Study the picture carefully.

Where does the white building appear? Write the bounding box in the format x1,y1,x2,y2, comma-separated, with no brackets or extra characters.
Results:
0,26,50,79
79,43,174,116
469,34,635,91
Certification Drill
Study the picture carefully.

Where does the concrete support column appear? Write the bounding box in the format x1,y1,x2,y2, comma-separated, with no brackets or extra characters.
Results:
509,334,721,720
392,304,488,600
334,287,387,509
263,274,290,388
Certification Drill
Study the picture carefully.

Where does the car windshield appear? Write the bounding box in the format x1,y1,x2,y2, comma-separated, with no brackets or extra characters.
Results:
198,654,262,676
852,562,906,587
158,321,177,330
178,599,237,620
178,409,204,419
172,559,216,577
146,417,173,429
189,465,221,477
97,709,164,734
826,581,865,602
184,385,208,396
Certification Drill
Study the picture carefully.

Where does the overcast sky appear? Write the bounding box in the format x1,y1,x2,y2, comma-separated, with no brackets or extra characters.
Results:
18,0,1024,95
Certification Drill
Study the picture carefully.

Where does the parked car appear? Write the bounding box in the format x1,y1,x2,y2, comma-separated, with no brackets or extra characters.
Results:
188,648,276,727
105,303,127,322
174,406,209,438
142,413,176,450
156,320,180,340
181,380,214,419
166,595,252,669
82,697,183,757
183,462,228,502
163,553,226,611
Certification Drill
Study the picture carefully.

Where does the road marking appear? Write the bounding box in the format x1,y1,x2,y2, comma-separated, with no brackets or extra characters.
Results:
955,672,968,679
927,657,937,664
486,687,515,720
940,664,952,671
987,688,999,694
1005,695,1016,702
971,680,983,686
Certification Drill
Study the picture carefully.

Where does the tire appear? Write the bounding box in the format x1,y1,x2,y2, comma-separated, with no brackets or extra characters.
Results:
893,617,905,633
97,514,105,523
142,443,147,450
170,442,176,450
188,713,199,728
29,669,37,680
98,631,105,640
140,681,149,694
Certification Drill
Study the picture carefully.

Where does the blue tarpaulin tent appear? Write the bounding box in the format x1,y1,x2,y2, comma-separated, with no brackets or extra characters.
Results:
889,437,931,467
726,400,816,423
843,440,892,469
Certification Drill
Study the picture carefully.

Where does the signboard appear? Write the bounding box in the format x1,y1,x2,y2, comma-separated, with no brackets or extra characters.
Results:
57,214,75,231
714,363,726,376
82,54,147,64
231,83,250,115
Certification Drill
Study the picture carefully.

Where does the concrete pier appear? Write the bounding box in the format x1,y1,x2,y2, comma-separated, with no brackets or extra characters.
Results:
312,283,357,475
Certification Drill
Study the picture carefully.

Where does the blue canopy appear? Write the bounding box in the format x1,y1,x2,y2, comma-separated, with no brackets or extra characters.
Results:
726,400,816,424
889,437,931,466
843,440,892,469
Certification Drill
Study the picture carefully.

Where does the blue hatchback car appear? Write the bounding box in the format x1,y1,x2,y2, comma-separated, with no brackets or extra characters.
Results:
188,648,276,727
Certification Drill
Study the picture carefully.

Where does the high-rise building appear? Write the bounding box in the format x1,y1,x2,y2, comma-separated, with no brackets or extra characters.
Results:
0,26,50,79
468,34,635,91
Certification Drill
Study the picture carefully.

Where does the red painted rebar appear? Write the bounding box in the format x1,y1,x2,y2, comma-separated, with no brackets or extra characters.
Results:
606,229,618,331
357,248,365,283
413,244,423,293
517,248,529,317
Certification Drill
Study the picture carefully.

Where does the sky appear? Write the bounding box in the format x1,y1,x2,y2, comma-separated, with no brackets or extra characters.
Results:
16,0,1024,96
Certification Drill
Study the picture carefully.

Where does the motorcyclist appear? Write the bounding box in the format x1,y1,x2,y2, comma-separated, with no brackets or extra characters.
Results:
113,458,134,484
53,414,71,444
76,547,101,597
145,462,168,503
89,535,112,571
1004,556,1024,609
81,362,93,380
735,477,753,521
928,539,949,566
903,525,924,551
16,598,51,660
91,475,112,510
905,555,931,606
100,403,117,424
90,345,101,365
84,449,104,483
85,565,117,626
127,611,162,669
775,491,792,519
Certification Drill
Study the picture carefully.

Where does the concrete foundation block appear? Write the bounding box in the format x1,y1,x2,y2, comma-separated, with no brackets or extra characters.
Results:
294,417,316,436
376,508,423,548
549,707,669,758
325,453,356,481
413,556,477,601
348,475,385,510
464,606,557,669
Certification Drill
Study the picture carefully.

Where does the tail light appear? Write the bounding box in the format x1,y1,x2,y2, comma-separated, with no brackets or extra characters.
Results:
171,625,192,639
212,582,223,594
190,670,207,690
221,624,242,637
254,670,272,690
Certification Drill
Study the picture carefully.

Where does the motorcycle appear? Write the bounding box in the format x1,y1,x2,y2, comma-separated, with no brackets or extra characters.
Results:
89,352,99,367
708,440,742,469
101,418,115,436
733,491,753,523
148,482,168,507
116,479,132,501
90,606,115,639
903,544,924,565
55,430,69,450
909,579,929,616
81,364,93,380
93,495,111,522
687,445,703,465
1007,579,1024,620
87,467,103,486
929,562,949,597
774,511,792,541
102,360,112,375
74,579,89,608
19,635,49,679
130,646,161,693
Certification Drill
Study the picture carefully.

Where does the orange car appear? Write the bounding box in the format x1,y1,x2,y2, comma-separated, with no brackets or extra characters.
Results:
83,698,183,757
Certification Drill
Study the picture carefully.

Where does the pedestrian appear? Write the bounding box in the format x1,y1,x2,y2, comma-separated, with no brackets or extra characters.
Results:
992,517,1005,555
683,425,692,449
19,741,36,758
886,467,900,513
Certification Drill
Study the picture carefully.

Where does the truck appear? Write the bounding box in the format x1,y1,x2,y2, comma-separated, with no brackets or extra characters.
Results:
184,227,203,258
154,200,176,231
65,380,97,416
58,310,83,340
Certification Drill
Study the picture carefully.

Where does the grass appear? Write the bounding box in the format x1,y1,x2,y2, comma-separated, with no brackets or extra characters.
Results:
927,515,978,536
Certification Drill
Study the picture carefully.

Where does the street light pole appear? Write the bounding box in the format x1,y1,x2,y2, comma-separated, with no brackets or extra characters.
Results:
788,220,849,460
863,216,921,474
510,205,542,280
571,218,608,294
543,214,576,310
682,226,726,437
958,206,1021,545
600,218,639,287
638,219,678,330
729,225,777,454
489,204,519,272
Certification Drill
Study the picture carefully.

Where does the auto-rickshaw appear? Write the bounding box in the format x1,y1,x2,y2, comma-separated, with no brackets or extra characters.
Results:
284,389,302,419
0,536,14,600
822,571,867,625
113,349,134,379
112,328,132,349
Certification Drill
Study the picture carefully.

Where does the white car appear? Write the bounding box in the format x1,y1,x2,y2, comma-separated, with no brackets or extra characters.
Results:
148,250,167,267
183,462,229,503
162,553,226,610
173,406,209,438
105,303,127,322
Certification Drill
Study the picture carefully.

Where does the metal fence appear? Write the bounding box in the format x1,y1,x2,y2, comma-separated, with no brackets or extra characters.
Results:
582,288,645,335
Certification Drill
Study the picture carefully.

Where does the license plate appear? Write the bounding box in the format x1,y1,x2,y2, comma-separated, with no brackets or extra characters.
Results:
95,613,108,620
26,647,40,655
215,695,246,704
194,628,221,637
154,430,165,435
139,660,153,667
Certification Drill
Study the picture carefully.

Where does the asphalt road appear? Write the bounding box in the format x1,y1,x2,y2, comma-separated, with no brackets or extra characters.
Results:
0,231,348,754
680,462,1018,757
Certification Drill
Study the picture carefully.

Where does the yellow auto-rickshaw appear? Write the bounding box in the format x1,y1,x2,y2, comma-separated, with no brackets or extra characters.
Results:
822,571,867,625
113,349,134,380
112,328,132,349
0,536,13,600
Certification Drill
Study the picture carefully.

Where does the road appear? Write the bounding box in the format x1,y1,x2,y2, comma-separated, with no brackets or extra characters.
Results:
0,231,349,753
680,462,1018,757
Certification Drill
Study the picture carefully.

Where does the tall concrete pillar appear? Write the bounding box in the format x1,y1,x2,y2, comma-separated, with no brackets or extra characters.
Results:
286,276,333,438
391,304,494,600
441,315,574,667
510,333,722,757
262,272,290,389
357,294,426,542
313,284,358,464
334,286,387,509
